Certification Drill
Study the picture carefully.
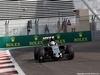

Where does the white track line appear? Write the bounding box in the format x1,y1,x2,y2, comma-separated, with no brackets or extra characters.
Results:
0,51,6,52
0,57,7,60
0,68,16,73
0,54,8,57
7,50,25,75
0,63,14,67
0,60,11,63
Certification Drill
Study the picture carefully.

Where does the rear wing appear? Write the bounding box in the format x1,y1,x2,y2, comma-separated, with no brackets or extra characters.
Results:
42,36,56,41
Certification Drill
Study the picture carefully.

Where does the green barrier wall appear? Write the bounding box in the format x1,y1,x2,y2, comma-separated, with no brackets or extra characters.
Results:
0,31,92,48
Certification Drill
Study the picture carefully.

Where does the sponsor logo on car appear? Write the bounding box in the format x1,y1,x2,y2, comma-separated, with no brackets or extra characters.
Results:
43,36,55,41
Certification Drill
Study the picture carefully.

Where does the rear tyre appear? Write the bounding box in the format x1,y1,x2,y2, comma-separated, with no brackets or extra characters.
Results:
34,47,39,60
67,45,74,60
38,48,45,62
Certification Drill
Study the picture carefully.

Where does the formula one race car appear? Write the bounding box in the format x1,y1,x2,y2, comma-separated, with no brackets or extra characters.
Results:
34,36,74,62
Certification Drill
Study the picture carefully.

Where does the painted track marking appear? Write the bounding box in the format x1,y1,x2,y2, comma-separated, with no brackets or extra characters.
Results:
0,50,25,75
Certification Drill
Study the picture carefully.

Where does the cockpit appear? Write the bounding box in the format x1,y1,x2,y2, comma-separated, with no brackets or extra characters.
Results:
48,41,57,46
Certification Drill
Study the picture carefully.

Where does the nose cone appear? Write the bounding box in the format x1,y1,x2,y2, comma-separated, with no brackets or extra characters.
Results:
52,46,60,58
54,53,60,58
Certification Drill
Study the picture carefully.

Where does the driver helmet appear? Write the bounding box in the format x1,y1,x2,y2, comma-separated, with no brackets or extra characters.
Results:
49,41,56,46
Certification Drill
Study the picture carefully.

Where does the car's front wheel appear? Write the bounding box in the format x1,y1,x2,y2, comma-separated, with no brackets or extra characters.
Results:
34,47,39,60
66,45,74,60
38,48,45,62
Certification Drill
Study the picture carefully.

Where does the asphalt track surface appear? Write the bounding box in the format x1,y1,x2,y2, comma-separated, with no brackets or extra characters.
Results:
10,41,100,75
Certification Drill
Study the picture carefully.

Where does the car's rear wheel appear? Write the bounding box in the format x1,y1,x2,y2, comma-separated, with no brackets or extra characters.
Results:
34,47,39,60
38,48,45,62
67,45,74,60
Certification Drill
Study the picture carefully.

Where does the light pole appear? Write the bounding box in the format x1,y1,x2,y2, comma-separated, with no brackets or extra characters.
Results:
5,20,9,36
27,20,32,35
35,19,39,34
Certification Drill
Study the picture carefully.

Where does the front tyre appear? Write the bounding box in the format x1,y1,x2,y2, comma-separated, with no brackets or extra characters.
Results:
38,48,45,62
34,47,39,60
67,45,74,60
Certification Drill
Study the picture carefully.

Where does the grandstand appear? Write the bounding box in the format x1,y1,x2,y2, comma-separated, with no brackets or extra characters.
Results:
0,0,100,36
